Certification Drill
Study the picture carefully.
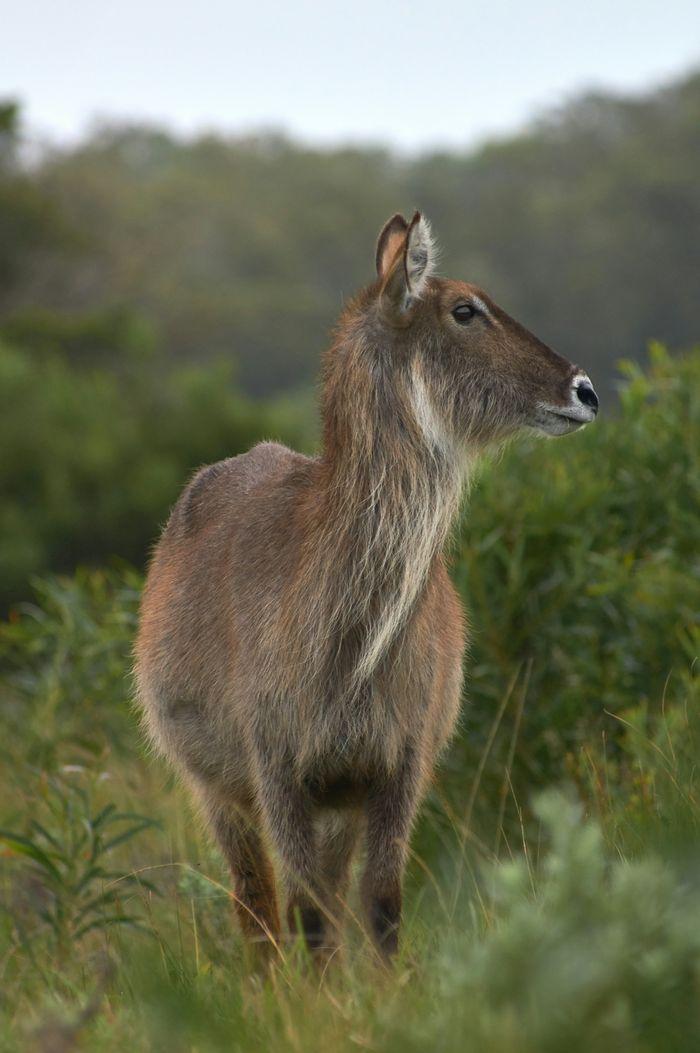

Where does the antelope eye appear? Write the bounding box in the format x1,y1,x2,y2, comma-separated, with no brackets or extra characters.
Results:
452,303,477,324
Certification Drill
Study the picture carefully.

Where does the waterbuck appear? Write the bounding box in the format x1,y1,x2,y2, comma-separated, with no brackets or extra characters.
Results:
134,212,598,963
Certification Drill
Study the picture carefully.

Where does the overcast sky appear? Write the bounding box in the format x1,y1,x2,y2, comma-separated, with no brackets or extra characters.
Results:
5,0,700,151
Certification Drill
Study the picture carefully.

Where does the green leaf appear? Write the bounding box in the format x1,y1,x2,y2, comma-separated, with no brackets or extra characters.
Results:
29,820,67,858
102,820,160,852
74,915,150,939
91,803,117,831
0,830,62,883
72,864,108,895
74,889,123,925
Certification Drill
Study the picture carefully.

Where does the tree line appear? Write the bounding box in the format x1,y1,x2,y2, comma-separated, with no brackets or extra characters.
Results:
1,69,698,401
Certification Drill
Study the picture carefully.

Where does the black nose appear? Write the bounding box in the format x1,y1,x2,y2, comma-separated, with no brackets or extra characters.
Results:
575,379,599,414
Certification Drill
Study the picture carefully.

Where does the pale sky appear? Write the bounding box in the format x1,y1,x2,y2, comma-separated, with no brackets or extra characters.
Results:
5,0,700,151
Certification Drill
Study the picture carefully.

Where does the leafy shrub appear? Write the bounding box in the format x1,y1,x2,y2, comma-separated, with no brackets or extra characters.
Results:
1,772,158,955
0,340,316,606
389,791,700,1053
0,568,141,768
439,344,700,839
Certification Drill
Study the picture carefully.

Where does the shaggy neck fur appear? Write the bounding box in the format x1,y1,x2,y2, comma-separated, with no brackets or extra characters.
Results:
291,320,466,699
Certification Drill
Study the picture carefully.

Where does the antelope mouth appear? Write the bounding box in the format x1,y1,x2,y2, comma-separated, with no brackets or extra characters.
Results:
530,404,597,437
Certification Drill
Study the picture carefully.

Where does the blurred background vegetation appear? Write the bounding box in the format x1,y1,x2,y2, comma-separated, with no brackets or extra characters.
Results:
1,62,699,1052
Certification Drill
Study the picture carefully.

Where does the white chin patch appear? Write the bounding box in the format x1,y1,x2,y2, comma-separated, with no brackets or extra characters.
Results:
531,402,595,437
530,413,584,437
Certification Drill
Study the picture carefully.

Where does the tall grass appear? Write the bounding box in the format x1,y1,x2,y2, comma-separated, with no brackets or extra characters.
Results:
0,346,698,1051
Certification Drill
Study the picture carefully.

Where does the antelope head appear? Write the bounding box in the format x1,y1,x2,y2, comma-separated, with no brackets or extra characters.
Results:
371,211,599,447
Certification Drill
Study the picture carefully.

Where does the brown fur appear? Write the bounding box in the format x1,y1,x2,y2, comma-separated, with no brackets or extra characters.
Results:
134,212,596,963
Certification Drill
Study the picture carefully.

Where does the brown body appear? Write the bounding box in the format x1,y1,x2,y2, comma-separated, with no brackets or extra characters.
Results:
135,212,598,961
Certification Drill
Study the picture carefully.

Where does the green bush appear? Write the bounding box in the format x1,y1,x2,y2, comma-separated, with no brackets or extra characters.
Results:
440,343,700,839
0,568,141,770
0,341,315,605
0,772,159,954
387,788,700,1053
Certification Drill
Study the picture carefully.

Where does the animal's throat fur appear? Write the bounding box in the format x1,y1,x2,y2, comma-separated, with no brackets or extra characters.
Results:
293,427,464,696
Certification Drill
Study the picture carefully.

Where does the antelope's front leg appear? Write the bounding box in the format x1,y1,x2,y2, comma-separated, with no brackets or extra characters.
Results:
361,746,422,960
252,741,325,953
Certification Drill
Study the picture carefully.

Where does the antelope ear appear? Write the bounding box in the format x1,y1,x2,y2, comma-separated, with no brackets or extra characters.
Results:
378,211,437,323
404,211,437,298
376,213,409,279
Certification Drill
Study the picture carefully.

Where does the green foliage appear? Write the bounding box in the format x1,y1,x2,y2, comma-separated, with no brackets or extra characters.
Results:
399,789,700,1053
0,305,158,366
78,773,700,1053
436,344,700,842
0,340,315,605
0,568,141,766
0,98,71,290
0,773,158,953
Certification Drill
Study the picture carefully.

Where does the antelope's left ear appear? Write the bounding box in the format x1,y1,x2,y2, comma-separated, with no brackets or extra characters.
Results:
377,211,437,324
376,212,409,279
